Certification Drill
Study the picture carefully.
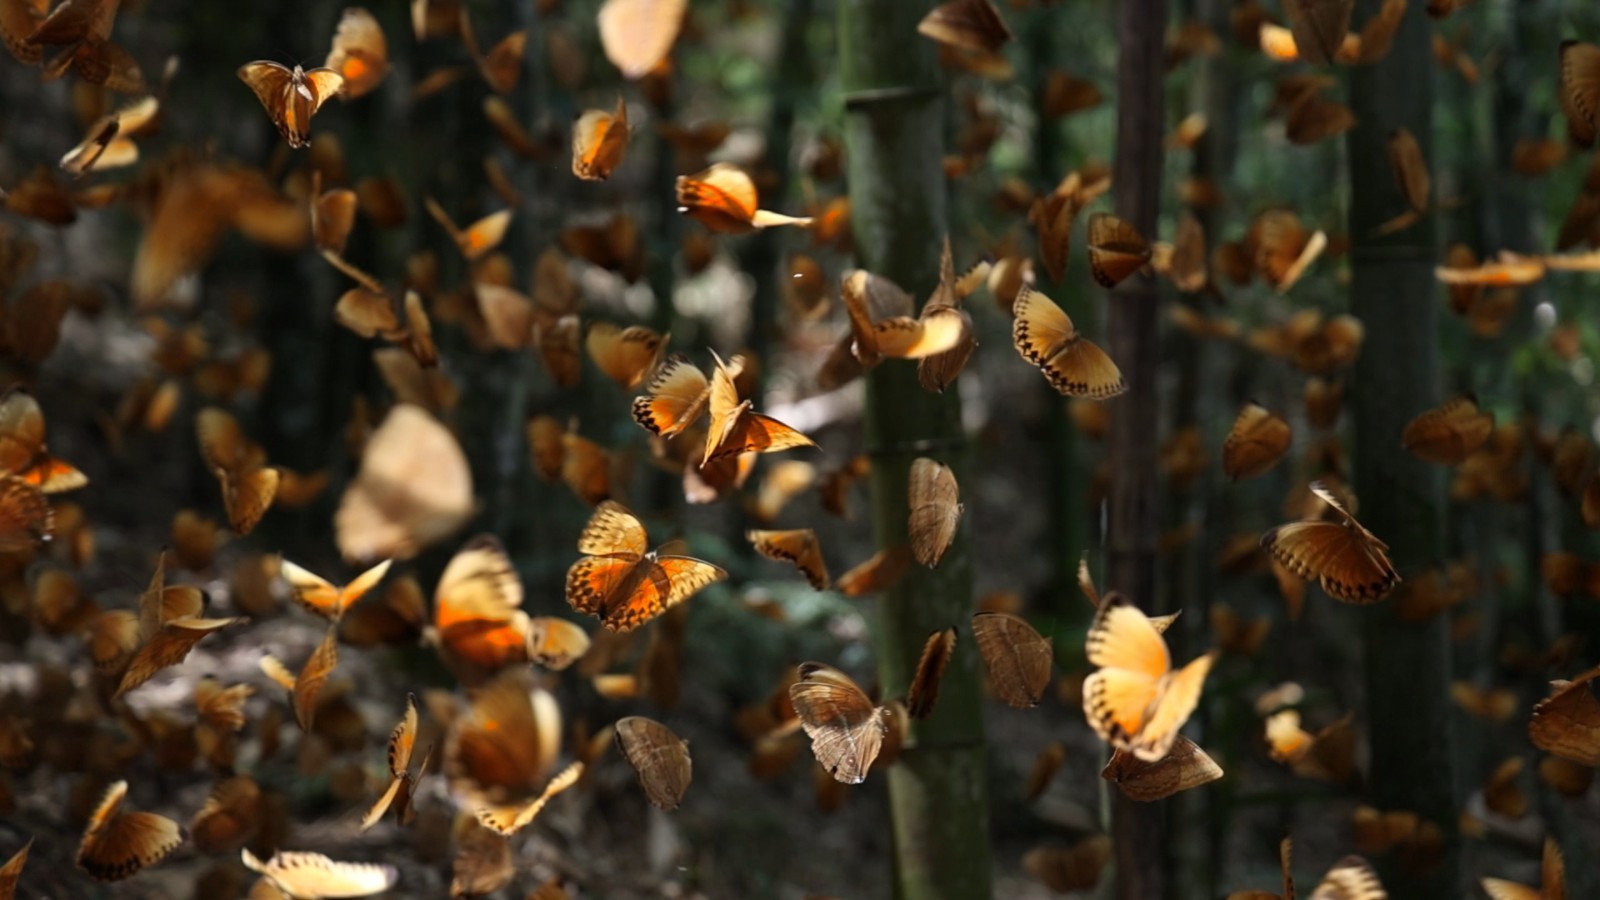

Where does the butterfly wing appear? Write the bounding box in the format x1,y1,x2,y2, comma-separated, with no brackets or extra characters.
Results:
576,500,650,557
1100,734,1223,801
707,411,816,463
237,61,294,141
475,760,583,835
597,0,687,79
655,556,727,614
78,810,184,882
1309,856,1386,900
746,528,829,590
565,555,641,624
300,66,346,113
280,561,341,619
906,627,957,719
292,627,340,732
631,354,711,436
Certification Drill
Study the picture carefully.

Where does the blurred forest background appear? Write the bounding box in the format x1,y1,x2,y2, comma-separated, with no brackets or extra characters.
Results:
0,0,1598,898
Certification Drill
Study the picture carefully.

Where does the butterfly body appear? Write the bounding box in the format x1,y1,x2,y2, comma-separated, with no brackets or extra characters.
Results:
237,61,344,148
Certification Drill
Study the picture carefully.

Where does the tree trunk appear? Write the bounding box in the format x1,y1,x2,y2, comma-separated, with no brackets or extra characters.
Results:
1344,2,1460,897
1106,0,1167,896
839,2,991,898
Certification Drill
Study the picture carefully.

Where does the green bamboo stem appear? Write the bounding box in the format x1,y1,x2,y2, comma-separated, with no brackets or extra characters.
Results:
840,2,991,897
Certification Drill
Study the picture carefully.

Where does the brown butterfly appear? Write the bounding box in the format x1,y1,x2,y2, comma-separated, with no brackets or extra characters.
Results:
335,404,474,563
1263,709,1357,783
1025,742,1066,799
280,558,392,623
443,668,562,810
566,501,726,632
260,626,340,732
1223,402,1292,481
1282,0,1352,65
836,545,911,597
114,555,243,699
908,458,962,567
1012,287,1126,398
241,848,397,898
1528,663,1600,766
614,716,692,810
451,821,514,898
1261,480,1399,603
312,187,358,256
702,351,816,465
1481,837,1565,900
1024,837,1111,893
1252,209,1327,292
586,321,665,389
362,695,434,829
597,0,687,79
27,0,144,92
572,96,629,181
195,407,279,535
323,7,388,98
971,610,1054,708
676,163,813,234
457,9,524,94
1563,41,1600,147
59,95,157,177
1402,394,1493,465
190,776,262,855
917,0,1011,54
790,662,889,784
747,528,829,590
906,626,957,720
475,760,584,835
1102,734,1223,801
0,386,85,492
238,61,344,148
76,780,183,882
1087,213,1153,288
1084,593,1215,761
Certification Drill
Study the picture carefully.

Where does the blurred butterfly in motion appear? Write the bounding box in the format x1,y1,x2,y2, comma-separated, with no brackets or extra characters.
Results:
196,407,279,535
475,760,584,835
1260,480,1399,603
906,626,957,720
1401,394,1493,466
114,552,245,699
1086,212,1153,288
1012,287,1126,399
0,386,86,492
572,96,630,180
597,0,688,79
1083,593,1216,761
747,528,829,590
76,780,184,882
237,61,345,148
789,662,889,784
676,163,814,234
323,6,389,99
566,500,726,632
631,353,743,438
280,558,392,622
1222,401,1292,481
1528,662,1600,766
241,848,397,898
1480,836,1564,900
0,838,30,896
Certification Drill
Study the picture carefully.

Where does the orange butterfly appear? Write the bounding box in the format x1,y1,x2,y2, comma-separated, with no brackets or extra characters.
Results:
114,554,244,699
597,0,688,79
425,196,513,261
260,626,340,732
1083,593,1215,761
241,849,397,898
443,668,563,807
0,386,84,492
565,501,726,632
1260,480,1399,603
280,558,392,622
458,10,524,94
1528,662,1600,766
631,354,742,438
324,6,389,98
586,321,666,388
571,96,630,180
335,404,474,563
676,163,814,234
1012,287,1126,398
702,351,816,466
1086,212,1153,288
747,528,829,590
189,776,262,855
361,695,434,829
27,0,144,92
1222,402,1292,481
1481,837,1565,900
237,61,344,148
76,781,184,882
59,95,158,176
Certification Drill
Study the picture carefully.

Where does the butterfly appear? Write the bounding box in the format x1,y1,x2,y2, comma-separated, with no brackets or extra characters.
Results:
614,716,693,810
1086,212,1153,288
702,351,816,466
431,535,591,682
906,626,957,720
1401,394,1493,465
747,528,829,590
59,94,158,176
1264,709,1358,783
1376,127,1430,235
1251,209,1328,291
324,6,389,98
597,0,687,79
237,61,344,148
1012,287,1126,398
195,407,279,535
312,182,358,255
1260,480,1399,603
916,0,1012,54
280,558,392,622
475,760,584,835
424,196,513,261
1562,40,1600,146
1528,662,1600,766
676,163,814,234
260,626,340,732
908,458,962,567
457,10,524,94
572,96,630,180
1281,0,1353,66
241,848,397,898
1223,402,1292,481
444,668,563,808
1102,734,1223,801
586,321,665,388
114,553,244,699
1481,837,1564,900
362,695,434,829
1024,837,1111,893
450,822,514,898
565,501,726,632
1224,839,1387,900
335,403,474,563
76,780,184,882
26,0,144,92
835,545,911,597
0,386,84,492
789,662,889,784
624,350,726,435
0,839,29,898
190,776,262,855
1083,593,1215,761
